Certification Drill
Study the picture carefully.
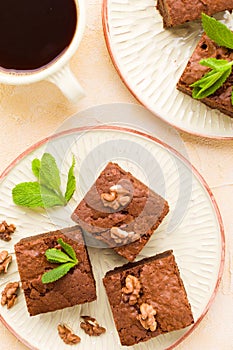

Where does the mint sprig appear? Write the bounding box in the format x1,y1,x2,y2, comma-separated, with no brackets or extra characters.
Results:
57,237,77,261
42,238,79,284
190,14,233,103
39,153,62,193
32,158,41,178
45,248,75,264
12,153,76,208
191,58,233,99
202,13,233,49
64,156,76,202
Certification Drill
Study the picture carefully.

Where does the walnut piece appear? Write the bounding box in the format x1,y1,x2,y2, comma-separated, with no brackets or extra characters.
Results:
100,181,132,210
122,275,141,305
110,227,140,245
137,303,157,332
101,191,117,202
0,221,16,242
1,282,20,309
80,316,106,336
0,251,12,274
57,324,81,345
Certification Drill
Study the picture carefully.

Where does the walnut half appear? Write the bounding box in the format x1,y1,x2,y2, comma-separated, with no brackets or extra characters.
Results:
110,227,140,245
100,180,132,210
0,251,12,274
122,275,141,305
57,324,81,345
137,303,157,332
1,281,20,309
80,316,106,336
0,221,16,242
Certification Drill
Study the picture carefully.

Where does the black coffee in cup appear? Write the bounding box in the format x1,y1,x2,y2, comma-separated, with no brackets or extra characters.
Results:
0,0,77,71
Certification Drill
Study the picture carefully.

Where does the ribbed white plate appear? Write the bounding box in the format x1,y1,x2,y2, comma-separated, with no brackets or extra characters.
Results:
0,127,224,350
103,0,233,138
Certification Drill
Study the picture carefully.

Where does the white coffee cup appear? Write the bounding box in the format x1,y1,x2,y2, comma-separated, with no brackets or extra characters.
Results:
0,0,85,103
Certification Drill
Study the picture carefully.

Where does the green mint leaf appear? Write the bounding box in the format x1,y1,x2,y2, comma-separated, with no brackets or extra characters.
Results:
12,182,46,208
39,153,61,192
42,239,78,283
65,156,76,202
190,57,233,100
191,70,222,89
199,58,233,70
40,185,66,207
192,68,232,99
45,248,74,264
202,13,233,49
12,182,66,208
57,238,77,262
41,262,76,284
191,70,224,94
32,158,41,178
12,153,76,209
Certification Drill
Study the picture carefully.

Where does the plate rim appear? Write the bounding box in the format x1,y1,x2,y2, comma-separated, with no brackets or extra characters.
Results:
102,0,233,140
0,125,225,350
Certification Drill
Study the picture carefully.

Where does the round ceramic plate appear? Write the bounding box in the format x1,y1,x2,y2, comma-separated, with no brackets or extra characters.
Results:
0,126,224,350
102,0,233,138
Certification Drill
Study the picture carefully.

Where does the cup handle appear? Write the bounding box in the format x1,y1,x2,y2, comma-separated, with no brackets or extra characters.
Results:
47,65,85,103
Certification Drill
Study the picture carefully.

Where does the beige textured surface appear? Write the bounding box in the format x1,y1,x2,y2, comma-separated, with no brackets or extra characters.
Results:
0,1,233,349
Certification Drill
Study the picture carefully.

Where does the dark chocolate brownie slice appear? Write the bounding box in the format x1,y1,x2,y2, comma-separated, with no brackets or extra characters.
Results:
157,0,233,28
71,162,169,262
15,226,96,316
177,33,233,117
103,250,194,346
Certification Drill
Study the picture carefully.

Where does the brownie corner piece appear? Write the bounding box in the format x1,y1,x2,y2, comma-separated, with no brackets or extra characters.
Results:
14,226,96,316
103,250,194,346
156,0,200,28
177,33,233,118
71,162,169,262
157,0,233,28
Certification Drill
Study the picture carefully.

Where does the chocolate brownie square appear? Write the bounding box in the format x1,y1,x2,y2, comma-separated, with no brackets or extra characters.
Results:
71,162,169,262
15,226,96,316
103,250,194,346
157,0,233,28
177,33,233,117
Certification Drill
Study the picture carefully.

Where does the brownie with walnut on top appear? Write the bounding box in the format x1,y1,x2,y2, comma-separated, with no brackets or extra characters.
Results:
14,226,96,316
71,162,169,262
103,250,194,346
157,0,233,28
177,33,233,117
